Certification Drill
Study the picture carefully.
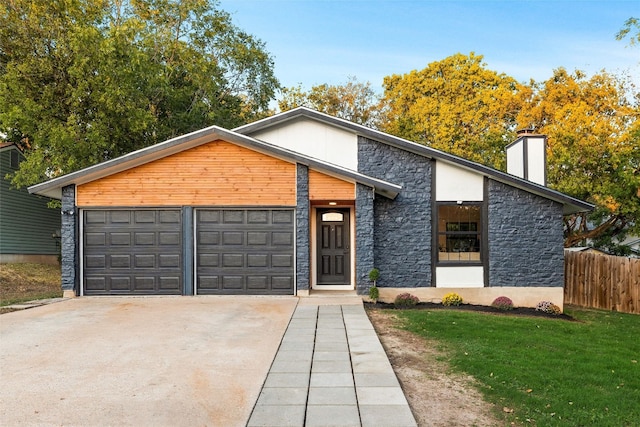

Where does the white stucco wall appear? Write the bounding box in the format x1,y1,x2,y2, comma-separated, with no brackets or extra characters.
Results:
506,140,524,179
526,136,546,186
435,161,484,201
249,118,358,170
435,266,484,287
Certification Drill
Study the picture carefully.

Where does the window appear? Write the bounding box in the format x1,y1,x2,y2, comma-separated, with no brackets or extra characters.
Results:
321,212,344,222
437,204,482,263
10,150,21,169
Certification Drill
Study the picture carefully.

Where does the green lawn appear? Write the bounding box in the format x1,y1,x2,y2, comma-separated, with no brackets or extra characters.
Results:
396,307,640,426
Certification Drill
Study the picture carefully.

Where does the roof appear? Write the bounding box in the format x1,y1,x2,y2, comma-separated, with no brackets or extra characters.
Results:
235,107,594,214
28,124,401,200
29,107,593,214
0,142,18,152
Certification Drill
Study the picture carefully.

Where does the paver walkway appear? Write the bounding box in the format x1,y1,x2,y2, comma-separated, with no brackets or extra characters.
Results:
247,301,417,427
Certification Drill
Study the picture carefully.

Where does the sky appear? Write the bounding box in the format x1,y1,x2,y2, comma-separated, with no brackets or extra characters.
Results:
218,0,639,93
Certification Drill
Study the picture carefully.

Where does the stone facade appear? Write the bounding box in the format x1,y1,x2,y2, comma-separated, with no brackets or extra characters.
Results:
357,137,432,288
296,164,310,291
487,180,564,287
61,185,77,294
355,184,374,295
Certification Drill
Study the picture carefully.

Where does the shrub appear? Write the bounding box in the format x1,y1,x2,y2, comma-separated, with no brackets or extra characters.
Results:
394,293,419,308
368,268,380,283
491,296,514,311
368,286,379,303
536,301,561,314
442,292,463,306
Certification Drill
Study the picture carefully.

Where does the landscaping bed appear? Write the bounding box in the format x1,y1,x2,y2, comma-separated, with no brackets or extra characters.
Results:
366,301,575,321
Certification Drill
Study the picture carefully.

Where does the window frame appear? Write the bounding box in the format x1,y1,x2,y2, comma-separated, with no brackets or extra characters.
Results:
434,201,486,266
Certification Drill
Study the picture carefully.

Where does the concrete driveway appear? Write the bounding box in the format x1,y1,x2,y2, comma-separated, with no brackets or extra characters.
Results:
0,296,298,426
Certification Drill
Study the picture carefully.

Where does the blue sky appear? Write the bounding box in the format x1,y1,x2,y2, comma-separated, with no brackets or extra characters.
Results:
219,0,639,92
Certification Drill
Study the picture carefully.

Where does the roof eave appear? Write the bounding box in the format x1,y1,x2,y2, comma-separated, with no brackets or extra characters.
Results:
236,108,593,213
28,121,401,200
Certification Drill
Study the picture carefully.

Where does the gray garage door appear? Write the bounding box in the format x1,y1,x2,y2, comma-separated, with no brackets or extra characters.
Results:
196,209,295,295
83,210,183,295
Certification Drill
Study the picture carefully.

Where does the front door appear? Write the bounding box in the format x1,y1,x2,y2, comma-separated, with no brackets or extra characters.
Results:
316,208,351,285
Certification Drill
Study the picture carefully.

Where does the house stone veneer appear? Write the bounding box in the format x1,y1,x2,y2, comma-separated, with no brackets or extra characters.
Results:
61,185,77,295
296,164,310,291
488,180,564,288
355,184,374,295
358,137,432,288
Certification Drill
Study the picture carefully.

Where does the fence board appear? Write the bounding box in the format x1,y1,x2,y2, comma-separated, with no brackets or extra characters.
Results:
564,251,640,314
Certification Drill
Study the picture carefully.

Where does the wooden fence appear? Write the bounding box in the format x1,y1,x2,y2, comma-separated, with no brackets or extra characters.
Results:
564,251,640,314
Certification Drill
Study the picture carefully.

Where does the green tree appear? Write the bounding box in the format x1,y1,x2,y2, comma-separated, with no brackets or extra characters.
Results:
380,52,523,169
516,68,640,247
0,0,279,187
278,77,382,128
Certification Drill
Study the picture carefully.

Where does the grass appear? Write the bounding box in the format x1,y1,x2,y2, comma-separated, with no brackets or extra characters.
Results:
396,307,640,426
0,263,62,307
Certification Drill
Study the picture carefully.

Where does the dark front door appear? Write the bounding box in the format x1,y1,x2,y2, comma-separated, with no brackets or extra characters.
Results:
317,208,351,285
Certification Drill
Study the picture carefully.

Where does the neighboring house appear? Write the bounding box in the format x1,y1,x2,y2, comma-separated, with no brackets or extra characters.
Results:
29,108,592,308
0,143,60,264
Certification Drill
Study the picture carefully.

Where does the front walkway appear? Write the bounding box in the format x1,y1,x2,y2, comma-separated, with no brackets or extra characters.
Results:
247,298,417,427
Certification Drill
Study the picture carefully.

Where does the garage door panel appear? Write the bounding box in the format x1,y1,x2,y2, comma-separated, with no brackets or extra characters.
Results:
222,231,244,245
134,254,155,268
198,276,219,290
159,232,180,246
272,276,294,289
247,232,268,245
112,211,132,223
222,276,244,289
83,209,182,295
247,210,269,224
247,276,268,289
85,233,106,246
135,232,155,245
196,208,294,295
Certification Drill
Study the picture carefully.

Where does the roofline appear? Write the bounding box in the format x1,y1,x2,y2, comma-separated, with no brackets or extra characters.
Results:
28,124,401,200
235,107,594,215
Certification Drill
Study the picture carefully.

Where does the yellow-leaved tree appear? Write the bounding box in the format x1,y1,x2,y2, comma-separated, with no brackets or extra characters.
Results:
380,52,523,169
517,68,640,249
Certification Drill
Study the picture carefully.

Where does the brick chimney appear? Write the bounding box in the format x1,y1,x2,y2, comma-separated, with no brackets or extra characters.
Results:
506,129,547,186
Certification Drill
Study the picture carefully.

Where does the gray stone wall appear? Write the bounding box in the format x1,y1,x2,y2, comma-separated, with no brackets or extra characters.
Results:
355,184,374,295
61,185,77,293
488,180,564,287
358,137,432,288
296,164,310,291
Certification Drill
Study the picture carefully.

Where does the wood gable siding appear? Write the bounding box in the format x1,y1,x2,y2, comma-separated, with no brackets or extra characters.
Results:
308,169,355,200
77,140,297,207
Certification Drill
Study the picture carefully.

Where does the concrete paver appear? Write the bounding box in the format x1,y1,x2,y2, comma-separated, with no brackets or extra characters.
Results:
248,300,417,427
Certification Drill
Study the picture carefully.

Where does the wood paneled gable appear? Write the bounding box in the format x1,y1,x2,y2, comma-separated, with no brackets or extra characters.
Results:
309,169,355,200
77,140,297,207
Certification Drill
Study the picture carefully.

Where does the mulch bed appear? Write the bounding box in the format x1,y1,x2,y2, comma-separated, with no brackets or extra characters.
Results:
365,301,576,321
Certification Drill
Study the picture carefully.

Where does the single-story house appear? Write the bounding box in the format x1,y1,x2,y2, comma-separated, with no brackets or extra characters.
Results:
1,143,60,264
29,108,592,308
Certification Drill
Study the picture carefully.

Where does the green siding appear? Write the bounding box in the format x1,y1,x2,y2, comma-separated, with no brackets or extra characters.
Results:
0,147,61,254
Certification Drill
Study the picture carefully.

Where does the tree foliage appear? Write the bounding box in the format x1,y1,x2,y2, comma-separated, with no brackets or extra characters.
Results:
0,0,279,187
616,17,640,46
517,68,640,247
381,52,523,169
278,77,382,128
379,52,639,248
